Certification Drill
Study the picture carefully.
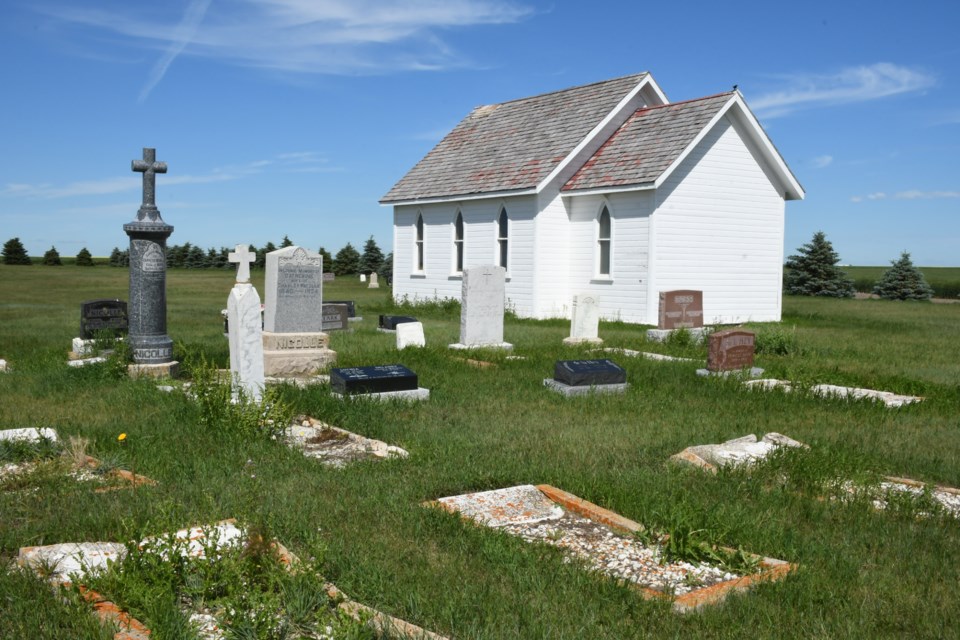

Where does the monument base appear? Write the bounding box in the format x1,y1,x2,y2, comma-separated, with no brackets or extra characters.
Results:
332,388,430,402
448,342,513,351
262,331,336,377
562,337,603,346
543,379,629,397
695,367,765,379
128,361,179,379
646,327,707,343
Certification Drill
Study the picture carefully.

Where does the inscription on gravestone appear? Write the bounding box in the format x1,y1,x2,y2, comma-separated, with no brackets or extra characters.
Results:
80,299,128,339
658,290,704,330
330,364,418,394
264,246,323,333
554,359,626,387
707,330,756,372
325,300,356,318
321,304,348,332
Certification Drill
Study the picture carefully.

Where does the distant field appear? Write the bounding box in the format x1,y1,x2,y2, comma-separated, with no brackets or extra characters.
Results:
843,266,960,298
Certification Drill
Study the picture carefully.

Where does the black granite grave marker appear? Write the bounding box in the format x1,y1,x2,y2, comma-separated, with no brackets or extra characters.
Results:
330,364,418,394
553,359,626,387
325,300,356,318
379,315,418,330
80,299,128,339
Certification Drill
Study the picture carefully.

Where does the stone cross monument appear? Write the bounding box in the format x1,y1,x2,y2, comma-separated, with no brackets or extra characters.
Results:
123,147,177,376
227,244,265,401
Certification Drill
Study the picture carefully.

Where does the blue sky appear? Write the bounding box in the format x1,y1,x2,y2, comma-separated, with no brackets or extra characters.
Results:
1,0,957,265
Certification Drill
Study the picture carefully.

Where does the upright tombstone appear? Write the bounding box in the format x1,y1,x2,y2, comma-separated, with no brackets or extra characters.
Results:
368,272,380,289
227,244,265,401
360,273,367,283
321,304,349,332
123,148,177,377
262,246,336,377
647,290,706,343
325,300,359,321
697,329,763,378
449,265,512,350
563,294,602,345
396,322,425,349
72,299,128,357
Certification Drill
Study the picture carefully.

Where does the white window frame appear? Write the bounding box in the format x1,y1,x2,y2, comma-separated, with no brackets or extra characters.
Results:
497,207,509,272
413,211,425,274
452,210,464,275
596,203,613,280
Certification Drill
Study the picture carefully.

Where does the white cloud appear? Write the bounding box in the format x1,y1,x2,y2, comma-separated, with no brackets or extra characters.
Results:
751,63,936,118
851,189,959,202
812,155,833,168
1,152,331,198
41,0,532,92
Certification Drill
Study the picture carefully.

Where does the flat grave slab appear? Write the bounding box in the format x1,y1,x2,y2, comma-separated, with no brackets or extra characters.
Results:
811,384,923,408
378,315,418,332
545,359,629,396
19,519,447,640
330,365,428,401
593,347,695,363
742,378,793,391
285,416,409,468
670,433,807,472
431,484,794,612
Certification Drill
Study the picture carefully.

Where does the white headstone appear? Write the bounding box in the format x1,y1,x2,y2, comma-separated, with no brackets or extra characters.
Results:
451,265,511,349
0,427,58,443
564,294,601,344
0,359,6,372
368,272,380,289
360,273,367,283
228,283,265,401
263,246,323,333
396,322,425,349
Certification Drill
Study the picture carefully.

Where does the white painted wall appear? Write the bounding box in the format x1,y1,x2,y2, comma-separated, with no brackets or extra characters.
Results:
649,115,786,325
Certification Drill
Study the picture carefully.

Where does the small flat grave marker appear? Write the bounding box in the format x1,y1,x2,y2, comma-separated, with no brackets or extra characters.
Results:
670,433,807,472
330,364,429,401
431,484,794,612
811,384,923,408
378,314,418,331
285,416,409,468
545,359,628,396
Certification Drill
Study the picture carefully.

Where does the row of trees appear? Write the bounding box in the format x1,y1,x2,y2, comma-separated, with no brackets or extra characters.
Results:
4,235,390,278
785,231,934,301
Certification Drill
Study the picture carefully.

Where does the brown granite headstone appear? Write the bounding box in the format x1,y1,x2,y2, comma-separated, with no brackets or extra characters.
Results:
658,290,704,329
707,330,755,372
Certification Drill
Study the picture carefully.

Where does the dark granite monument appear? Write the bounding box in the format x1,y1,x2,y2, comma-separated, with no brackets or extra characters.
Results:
379,315,418,331
322,304,349,332
330,364,418,395
325,300,356,318
80,299,128,339
554,359,627,387
707,330,756,372
123,148,175,370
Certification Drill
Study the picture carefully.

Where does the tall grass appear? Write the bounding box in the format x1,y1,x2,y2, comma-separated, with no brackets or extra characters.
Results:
1,265,959,638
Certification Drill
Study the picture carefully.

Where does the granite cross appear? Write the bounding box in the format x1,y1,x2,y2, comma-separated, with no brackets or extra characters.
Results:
228,244,256,283
131,148,167,209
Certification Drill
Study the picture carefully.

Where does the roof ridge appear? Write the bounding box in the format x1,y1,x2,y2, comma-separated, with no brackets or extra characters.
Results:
637,90,734,113
472,72,649,111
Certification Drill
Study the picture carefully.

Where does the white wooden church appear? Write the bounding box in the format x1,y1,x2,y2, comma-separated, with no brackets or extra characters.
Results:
381,72,804,325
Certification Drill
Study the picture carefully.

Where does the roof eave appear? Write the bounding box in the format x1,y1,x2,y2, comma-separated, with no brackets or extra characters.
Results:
561,182,656,197
380,187,538,207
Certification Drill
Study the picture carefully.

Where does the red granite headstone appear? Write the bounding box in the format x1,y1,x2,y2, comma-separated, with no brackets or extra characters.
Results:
707,330,755,372
658,290,704,329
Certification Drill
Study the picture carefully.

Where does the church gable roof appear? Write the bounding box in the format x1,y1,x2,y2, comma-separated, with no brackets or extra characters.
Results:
561,92,733,192
380,73,649,204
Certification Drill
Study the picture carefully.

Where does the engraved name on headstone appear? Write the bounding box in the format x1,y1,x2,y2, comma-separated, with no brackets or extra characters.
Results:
80,299,128,339
707,330,756,372
330,364,418,395
321,304,349,332
658,290,704,330
553,359,626,387
264,246,323,333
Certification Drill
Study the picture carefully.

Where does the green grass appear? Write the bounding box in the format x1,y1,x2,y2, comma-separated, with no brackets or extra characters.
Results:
2,266,960,638
843,265,960,298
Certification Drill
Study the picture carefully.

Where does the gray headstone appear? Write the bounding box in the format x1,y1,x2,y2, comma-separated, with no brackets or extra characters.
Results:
321,304,349,332
263,246,323,333
459,265,506,347
227,282,265,401
123,147,174,365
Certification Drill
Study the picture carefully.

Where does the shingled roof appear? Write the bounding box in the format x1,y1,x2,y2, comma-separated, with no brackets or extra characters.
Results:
380,73,648,204
561,92,734,192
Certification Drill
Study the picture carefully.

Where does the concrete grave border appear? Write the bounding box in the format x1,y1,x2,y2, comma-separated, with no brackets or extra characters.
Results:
427,484,795,613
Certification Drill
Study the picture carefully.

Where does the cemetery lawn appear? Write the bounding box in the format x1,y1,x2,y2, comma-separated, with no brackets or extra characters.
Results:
2,265,960,639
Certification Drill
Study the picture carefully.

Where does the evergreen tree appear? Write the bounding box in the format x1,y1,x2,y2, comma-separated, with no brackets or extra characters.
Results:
109,247,123,267
257,242,277,269
784,231,855,298
873,252,933,301
2,237,32,265
280,235,294,248
205,247,221,269
218,247,231,269
333,242,361,276
185,244,206,269
317,246,333,273
42,246,62,266
75,247,94,266
359,235,384,275
380,251,393,283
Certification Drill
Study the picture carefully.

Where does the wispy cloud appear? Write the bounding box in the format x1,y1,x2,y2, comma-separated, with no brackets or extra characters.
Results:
1,152,332,199
752,63,936,118
851,190,959,203
812,155,833,169
139,0,212,102
42,0,532,94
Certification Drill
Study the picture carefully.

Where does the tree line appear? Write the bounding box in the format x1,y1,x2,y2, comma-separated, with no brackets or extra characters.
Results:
2,235,392,279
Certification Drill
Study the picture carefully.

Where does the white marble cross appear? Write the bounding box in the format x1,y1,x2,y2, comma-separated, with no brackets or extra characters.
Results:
228,244,256,283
